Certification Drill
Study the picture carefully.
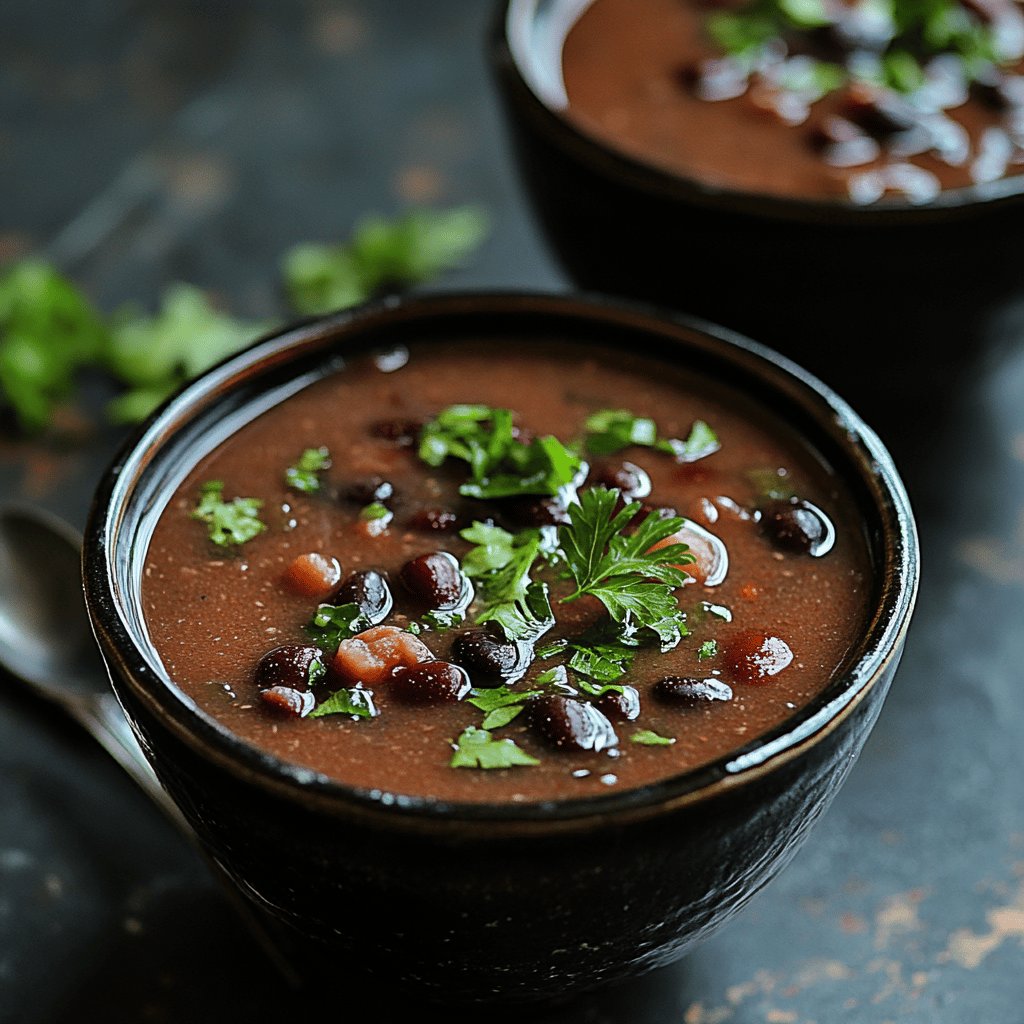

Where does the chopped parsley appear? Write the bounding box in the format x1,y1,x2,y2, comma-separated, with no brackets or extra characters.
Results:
631,729,676,747
309,686,378,720
477,579,555,644
285,446,331,492
467,686,543,729
698,639,720,661
584,408,720,463
283,205,489,315
559,487,693,647
419,404,584,500
306,602,371,649
191,481,266,547
450,726,540,769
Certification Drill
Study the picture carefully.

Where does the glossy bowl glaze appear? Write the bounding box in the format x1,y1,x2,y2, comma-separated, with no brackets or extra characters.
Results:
83,293,918,1003
491,0,1024,359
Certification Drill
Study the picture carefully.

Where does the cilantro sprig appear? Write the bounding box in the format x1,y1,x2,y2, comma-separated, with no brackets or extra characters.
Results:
306,602,372,649
419,404,585,500
558,487,693,647
585,409,720,463
191,481,266,547
450,726,539,769
310,686,378,720
285,446,331,493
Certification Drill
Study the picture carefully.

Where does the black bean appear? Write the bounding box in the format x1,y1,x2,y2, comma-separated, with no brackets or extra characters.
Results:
370,418,422,446
254,644,325,692
528,696,619,752
595,685,641,722
654,676,733,706
450,628,523,687
344,476,395,505
400,551,470,611
409,507,459,532
333,570,393,625
259,685,316,717
390,660,471,704
758,498,834,556
594,460,652,501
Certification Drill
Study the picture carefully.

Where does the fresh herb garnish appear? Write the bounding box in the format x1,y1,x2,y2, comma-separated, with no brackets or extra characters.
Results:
558,487,693,647
467,686,543,729
449,726,540,769
191,481,266,547
631,729,676,746
285,446,331,493
477,580,556,644
584,408,719,463
461,521,556,608
283,206,489,315
360,501,393,521
306,602,370,649
309,686,378,720
697,639,720,661
420,405,585,500
537,635,639,683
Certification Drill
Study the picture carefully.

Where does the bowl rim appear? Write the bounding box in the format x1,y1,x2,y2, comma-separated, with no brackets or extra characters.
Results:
492,0,1024,224
83,290,919,830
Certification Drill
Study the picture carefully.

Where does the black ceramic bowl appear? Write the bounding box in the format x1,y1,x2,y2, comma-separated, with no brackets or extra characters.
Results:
491,1,1024,365
83,292,918,1004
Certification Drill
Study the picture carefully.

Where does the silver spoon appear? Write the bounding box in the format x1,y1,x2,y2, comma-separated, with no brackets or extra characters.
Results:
0,503,300,985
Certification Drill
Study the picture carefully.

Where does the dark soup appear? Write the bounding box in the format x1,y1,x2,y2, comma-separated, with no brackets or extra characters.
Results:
142,341,872,803
561,0,1024,203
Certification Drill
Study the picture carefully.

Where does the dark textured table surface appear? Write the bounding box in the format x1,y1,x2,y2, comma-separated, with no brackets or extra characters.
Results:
2,3,1023,1022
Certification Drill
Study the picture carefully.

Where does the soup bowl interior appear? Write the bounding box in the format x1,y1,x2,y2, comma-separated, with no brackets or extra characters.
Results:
83,292,918,1002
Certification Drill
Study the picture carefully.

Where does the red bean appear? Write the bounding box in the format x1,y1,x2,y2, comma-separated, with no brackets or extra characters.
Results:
595,685,641,722
259,686,316,717
653,676,733,705
390,661,471,704
528,696,619,752
334,569,393,625
400,551,470,611
758,499,834,556
450,628,522,686
725,632,794,685
254,644,325,692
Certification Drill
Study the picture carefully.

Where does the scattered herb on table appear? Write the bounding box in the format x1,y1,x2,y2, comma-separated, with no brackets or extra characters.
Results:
191,480,266,547
285,446,331,492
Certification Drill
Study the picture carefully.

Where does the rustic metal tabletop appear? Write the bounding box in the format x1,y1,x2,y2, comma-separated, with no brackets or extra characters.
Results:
2,2,1022,1022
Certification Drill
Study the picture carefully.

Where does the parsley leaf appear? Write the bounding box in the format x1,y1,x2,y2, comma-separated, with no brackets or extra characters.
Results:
191,481,266,547
105,284,267,424
698,639,720,661
0,262,109,431
631,729,676,747
450,726,540,769
285,446,331,492
478,580,556,644
306,602,371,649
420,404,584,500
467,686,543,729
558,487,693,647
283,206,489,316
309,686,378,720
460,521,555,610
584,409,720,463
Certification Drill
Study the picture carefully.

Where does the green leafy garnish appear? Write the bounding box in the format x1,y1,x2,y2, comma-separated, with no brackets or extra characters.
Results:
105,284,266,424
285,446,331,493
460,521,555,611
309,686,378,720
584,409,719,463
477,580,555,644
632,729,677,747
420,404,584,500
306,602,371,649
283,206,489,315
538,636,638,683
191,481,266,547
360,501,392,521
467,686,543,729
559,487,692,647
0,262,109,431
578,679,627,698
698,639,720,662
450,726,540,769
